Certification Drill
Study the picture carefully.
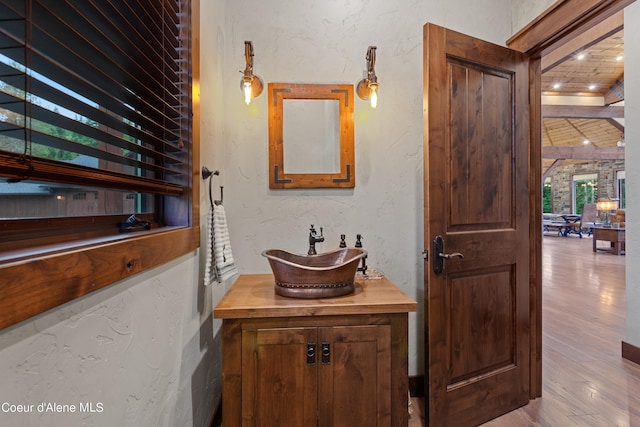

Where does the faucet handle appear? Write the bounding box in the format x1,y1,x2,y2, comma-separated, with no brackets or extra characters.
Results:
310,224,323,236
355,234,363,248
339,234,347,248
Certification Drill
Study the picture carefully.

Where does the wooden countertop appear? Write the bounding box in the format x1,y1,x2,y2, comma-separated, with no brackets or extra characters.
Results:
213,274,417,319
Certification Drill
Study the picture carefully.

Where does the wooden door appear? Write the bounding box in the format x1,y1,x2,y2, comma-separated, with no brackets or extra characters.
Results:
318,325,391,427
241,327,318,426
424,23,530,426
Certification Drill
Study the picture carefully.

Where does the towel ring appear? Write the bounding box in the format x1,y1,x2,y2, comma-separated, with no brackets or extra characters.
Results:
202,166,223,206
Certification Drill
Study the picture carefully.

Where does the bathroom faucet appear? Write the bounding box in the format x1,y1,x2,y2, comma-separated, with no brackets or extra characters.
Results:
308,225,324,255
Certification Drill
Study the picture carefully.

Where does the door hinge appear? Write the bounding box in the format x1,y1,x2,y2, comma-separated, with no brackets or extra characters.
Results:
422,249,428,261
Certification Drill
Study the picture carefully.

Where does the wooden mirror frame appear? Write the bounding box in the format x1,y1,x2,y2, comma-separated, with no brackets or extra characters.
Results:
268,83,355,189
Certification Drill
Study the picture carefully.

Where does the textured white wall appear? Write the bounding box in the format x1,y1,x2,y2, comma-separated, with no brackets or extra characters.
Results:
204,0,512,377
0,254,218,427
510,0,557,35
625,2,640,347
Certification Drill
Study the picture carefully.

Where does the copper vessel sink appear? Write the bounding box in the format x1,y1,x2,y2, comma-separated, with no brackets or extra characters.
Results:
261,248,367,298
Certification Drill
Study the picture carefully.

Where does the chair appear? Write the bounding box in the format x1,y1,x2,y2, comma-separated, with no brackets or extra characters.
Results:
612,209,626,227
580,203,598,236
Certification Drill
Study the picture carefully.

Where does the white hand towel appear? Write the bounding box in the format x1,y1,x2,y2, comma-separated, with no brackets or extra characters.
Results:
204,205,217,286
211,204,238,283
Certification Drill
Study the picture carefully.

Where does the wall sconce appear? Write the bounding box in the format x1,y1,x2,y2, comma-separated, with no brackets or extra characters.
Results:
240,41,263,104
356,46,379,108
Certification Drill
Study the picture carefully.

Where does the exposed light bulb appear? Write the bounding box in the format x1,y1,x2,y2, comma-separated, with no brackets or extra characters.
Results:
244,81,252,104
240,41,263,104
370,85,378,108
356,46,379,108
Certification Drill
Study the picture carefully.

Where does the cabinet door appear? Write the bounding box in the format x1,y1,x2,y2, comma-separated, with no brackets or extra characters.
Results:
241,327,318,426
318,325,392,427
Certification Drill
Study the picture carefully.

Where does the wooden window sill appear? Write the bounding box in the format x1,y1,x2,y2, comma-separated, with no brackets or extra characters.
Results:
0,226,199,330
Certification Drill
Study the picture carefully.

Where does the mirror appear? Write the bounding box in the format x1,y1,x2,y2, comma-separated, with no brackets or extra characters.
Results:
283,100,340,174
268,83,354,188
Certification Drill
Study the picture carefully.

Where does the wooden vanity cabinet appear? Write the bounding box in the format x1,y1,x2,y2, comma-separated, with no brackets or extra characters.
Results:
214,274,417,427
242,321,391,426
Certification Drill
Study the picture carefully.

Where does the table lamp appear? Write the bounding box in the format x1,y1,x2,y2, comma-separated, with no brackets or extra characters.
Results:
596,198,618,226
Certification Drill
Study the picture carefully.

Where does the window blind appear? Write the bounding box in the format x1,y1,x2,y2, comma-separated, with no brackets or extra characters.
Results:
0,0,191,197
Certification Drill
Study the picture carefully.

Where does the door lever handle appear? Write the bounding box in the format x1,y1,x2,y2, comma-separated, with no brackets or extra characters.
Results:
438,252,464,260
432,235,463,274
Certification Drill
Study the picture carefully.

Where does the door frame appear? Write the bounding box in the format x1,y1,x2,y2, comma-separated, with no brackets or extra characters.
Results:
506,0,635,398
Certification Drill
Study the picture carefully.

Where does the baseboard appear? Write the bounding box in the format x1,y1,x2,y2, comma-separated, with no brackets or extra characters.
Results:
622,341,640,366
409,375,425,397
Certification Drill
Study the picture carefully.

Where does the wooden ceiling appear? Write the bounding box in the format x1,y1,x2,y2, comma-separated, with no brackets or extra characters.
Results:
541,14,624,171
542,30,624,98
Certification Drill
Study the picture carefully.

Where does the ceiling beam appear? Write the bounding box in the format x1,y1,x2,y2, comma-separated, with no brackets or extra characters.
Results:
543,121,554,145
543,159,565,181
541,10,623,72
565,119,599,147
607,118,625,132
542,105,624,118
604,77,624,105
542,145,624,160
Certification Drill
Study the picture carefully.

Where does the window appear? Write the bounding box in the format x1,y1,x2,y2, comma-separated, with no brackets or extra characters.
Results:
573,173,598,214
0,0,199,329
616,170,625,209
543,177,552,213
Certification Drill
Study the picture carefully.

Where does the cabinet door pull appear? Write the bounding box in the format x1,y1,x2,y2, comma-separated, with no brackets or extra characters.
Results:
307,342,316,365
321,342,331,365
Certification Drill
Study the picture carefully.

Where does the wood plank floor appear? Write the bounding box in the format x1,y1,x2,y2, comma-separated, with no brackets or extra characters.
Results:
409,234,640,426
